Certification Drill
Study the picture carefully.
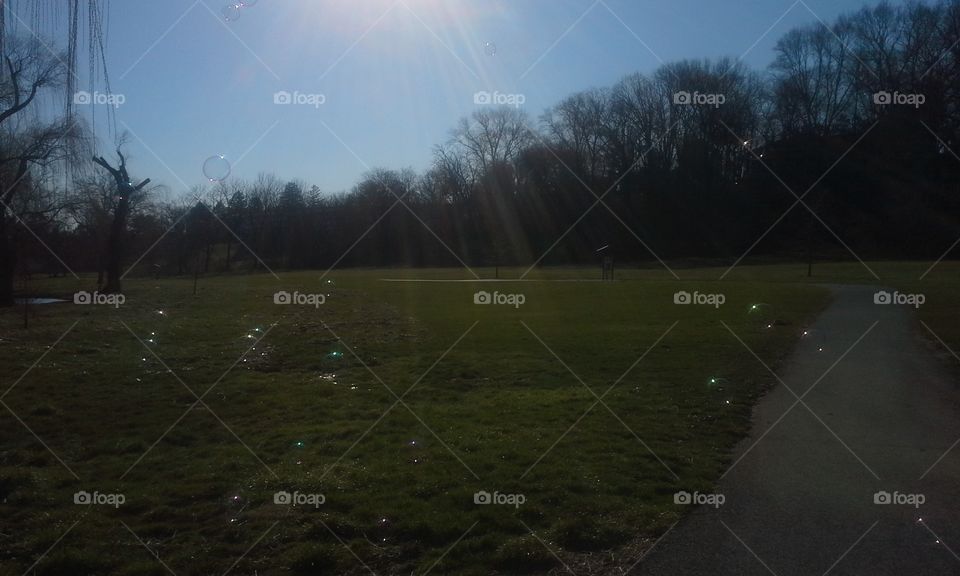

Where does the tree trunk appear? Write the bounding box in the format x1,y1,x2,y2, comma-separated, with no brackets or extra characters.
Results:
96,240,104,288
102,194,130,293
93,152,150,294
0,217,15,307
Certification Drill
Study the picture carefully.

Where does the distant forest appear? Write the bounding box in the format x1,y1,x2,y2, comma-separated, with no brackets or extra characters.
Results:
5,0,960,294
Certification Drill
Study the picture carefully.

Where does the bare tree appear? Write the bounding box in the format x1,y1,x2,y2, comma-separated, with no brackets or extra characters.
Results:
448,108,534,182
0,0,112,127
771,22,860,136
92,149,150,293
542,88,611,182
608,72,675,176
0,36,81,306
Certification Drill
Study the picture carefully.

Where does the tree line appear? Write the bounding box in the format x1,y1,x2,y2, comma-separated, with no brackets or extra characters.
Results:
3,0,960,302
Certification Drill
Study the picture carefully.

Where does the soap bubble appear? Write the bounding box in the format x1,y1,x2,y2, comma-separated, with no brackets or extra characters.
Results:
222,4,241,22
484,41,497,56
802,328,827,352
203,155,232,182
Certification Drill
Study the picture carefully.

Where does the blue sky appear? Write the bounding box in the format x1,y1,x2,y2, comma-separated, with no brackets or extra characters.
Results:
37,0,902,196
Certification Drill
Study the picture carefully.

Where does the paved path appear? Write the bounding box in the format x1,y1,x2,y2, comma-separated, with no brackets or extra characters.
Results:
634,284,960,576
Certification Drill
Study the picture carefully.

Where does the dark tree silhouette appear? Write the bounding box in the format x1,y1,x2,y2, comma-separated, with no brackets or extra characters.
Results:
92,150,150,293
0,37,76,306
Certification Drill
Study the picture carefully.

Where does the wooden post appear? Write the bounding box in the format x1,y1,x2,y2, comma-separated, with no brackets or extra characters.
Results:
193,253,201,296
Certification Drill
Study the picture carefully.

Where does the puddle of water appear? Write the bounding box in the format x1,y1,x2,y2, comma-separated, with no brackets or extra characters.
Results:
15,298,68,305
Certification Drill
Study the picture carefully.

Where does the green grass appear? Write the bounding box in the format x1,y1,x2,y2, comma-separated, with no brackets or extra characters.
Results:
1,261,953,574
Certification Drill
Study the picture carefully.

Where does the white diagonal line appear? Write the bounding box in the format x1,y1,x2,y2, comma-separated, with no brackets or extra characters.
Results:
319,322,480,481
719,520,779,576
332,322,481,479
121,321,278,475
920,235,960,281
918,123,960,280
822,521,878,575
520,194,607,277
318,519,378,576
719,196,804,279
798,0,879,81
118,120,281,280
319,0,400,82
221,521,280,576
196,199,281,280
624,520,681,573
421,521,480,576
726,0,802,74
0,114,83,280
2,320,79,399
795,397,880,478
317,398,398,481
0,319,81,481
232,119,281,167
200,2,281,81
921,121,960,164
318,120,481,279
520,0,601,81
520,120,682,279
919,435,960,481
1,399,80,480
119,322,278,479
918,320,960,479
599,0,669,69
517,518,577,575
4,7,81,86
390,195,481,278
120,207,192,281
720,321,879,479
520,321,678,479
399,0,481,81
0,199,81,281
519,321,680,481
526,130,678,278
920,36,960,80
718,120,880,280
316,194,409,284
120,521,179,576
920,522,960,563
18,517,83,576
722,321,880,479
800,122,881,197
119,1,201,80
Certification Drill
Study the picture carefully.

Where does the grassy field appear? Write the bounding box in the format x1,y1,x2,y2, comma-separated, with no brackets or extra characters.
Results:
0,261,955,575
